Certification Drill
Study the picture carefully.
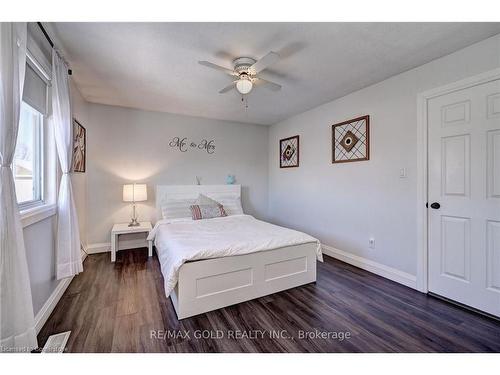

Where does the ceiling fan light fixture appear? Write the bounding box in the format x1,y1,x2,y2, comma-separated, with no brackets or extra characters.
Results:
199,52,282,95
236,77,253,94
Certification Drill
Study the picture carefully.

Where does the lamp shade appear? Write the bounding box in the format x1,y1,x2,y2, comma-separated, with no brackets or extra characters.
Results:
123,184,147,202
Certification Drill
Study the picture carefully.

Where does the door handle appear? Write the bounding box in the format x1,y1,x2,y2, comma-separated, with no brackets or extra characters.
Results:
430,202,440,209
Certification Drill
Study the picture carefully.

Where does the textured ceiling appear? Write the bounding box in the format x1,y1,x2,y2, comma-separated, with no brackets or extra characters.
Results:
49,22,500,125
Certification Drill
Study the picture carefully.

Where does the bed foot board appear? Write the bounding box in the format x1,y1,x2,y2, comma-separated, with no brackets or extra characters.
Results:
169,243,318,319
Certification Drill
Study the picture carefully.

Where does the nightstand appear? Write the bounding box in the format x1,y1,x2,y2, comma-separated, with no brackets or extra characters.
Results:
110,222,153,262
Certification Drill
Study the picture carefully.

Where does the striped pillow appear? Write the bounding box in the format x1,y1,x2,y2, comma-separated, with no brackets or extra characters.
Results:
161,198,197,220
190,204,227,220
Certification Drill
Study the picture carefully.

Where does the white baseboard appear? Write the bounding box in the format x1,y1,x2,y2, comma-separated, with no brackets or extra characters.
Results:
87,239,147,254
86,242,109,253
321,245,417,290
34,277,73,334
34,248,88,334
81,243,88,261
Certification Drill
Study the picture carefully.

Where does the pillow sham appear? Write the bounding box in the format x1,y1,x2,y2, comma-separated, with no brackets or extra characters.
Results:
195,193,221,206
190,204,227,220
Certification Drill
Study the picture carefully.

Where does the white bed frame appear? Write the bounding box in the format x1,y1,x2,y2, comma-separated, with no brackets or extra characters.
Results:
156,185,318,319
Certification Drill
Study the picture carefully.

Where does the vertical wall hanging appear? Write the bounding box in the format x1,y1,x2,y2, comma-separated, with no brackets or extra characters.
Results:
72,118,86,172
280,135,300,168
332,115,370,163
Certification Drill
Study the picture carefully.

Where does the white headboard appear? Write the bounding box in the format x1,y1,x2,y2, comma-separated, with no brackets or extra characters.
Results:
156,184,241,218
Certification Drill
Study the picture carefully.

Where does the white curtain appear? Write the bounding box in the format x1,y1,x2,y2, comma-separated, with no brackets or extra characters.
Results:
0,22,38,352
52,49,82,279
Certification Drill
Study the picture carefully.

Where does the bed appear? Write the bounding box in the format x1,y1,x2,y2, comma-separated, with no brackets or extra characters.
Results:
148,185,322,319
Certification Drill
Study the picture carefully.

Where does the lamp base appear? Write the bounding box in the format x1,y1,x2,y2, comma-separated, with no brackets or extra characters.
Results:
128,218,140,227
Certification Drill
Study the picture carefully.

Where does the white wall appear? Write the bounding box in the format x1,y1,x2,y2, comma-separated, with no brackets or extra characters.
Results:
70,81,89,247
24,216,58,315
86,103,269,246
268,34,500,277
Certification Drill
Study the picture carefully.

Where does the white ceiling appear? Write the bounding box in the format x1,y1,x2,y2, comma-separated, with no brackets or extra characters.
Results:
49,22,500,125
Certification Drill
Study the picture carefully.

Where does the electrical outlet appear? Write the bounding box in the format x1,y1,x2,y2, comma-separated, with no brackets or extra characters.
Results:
369,238,375,249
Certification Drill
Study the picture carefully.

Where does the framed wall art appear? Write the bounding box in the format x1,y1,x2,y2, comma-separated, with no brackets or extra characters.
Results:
332,115,369,164
72,118,86,172
279,135,299,168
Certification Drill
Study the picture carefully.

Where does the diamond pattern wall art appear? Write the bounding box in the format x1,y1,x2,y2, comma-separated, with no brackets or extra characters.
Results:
332,115,370,163
280,135,299,168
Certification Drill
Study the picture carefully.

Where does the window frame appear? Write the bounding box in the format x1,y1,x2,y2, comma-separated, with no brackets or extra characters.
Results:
19,101,59,228
15,101,45,211
18,46,58,228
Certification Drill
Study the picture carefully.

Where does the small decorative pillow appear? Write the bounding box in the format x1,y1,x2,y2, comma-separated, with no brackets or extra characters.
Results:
190,204,227,220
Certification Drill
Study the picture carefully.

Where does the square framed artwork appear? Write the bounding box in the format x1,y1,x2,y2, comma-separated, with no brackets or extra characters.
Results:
280,135,299,168
72,118,86,172
332,115,370,163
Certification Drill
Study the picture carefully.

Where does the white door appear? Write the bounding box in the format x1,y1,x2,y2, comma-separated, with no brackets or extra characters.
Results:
428,77,500,317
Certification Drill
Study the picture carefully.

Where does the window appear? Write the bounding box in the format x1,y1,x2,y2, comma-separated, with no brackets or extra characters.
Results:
13,102,44,208
14,26,56,224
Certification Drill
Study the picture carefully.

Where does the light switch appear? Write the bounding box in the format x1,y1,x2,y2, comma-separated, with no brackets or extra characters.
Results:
399,168,407,178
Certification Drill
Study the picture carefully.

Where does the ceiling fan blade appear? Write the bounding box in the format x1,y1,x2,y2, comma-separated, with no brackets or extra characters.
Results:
250,51,280,74
199,61,237,76
219,81,237,94
255,77,282,91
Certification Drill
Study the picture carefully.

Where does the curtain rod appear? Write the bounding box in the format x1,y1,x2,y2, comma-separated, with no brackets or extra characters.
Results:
36,22,72,76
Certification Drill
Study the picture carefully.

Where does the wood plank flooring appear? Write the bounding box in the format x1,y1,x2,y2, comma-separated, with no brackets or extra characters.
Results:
37,248,500,353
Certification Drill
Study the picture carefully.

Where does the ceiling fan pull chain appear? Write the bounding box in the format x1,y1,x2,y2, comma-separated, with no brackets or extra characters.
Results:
241,95,249,110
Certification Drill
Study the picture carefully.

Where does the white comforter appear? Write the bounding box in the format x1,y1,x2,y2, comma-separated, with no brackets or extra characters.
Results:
147,214,322,297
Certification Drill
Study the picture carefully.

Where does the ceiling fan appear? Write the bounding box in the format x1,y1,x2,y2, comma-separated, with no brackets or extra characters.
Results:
199,51,282,95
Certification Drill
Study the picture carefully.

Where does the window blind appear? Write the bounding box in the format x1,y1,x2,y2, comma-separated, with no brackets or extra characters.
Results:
23,63,48,115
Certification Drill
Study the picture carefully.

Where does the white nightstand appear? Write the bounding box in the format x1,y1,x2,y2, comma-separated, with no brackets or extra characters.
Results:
110,222,153,262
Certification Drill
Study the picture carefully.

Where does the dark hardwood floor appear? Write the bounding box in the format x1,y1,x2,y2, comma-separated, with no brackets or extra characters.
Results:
37,248,500,353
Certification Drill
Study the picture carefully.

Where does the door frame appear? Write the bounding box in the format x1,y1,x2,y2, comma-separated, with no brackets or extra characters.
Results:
416,68,500,293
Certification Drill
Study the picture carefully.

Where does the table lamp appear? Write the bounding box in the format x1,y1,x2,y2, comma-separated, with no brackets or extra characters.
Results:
123,183,147,227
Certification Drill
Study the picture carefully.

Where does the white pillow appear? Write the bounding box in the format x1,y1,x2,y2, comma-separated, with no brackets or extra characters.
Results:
209,194,244,216
161,198,196,220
